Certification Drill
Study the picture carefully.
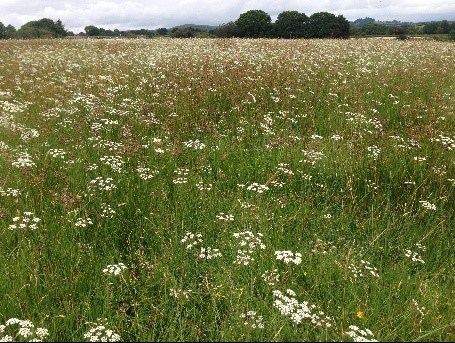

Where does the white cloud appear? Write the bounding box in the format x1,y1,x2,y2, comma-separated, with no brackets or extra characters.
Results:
0,0,453,33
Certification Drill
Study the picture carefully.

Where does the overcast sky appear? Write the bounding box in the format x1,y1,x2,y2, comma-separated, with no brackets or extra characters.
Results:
1,0,454,33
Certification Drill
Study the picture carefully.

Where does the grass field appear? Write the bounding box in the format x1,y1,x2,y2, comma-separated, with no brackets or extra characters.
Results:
0,37,454,342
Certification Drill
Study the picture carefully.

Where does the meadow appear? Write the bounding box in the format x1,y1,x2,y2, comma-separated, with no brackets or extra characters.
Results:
0,37,454,342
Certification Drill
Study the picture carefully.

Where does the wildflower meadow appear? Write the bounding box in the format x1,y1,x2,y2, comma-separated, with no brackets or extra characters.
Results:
0,37,454,341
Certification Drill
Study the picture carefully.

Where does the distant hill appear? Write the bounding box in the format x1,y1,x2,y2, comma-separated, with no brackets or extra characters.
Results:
171,24,217,31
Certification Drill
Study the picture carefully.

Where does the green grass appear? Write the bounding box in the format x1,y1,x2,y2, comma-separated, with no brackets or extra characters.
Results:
0,37,454,341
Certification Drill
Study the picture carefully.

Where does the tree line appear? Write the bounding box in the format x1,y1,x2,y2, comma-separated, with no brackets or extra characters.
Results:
350,18,455,37
0,10,350,40
217,10,350,38
1,11,454,40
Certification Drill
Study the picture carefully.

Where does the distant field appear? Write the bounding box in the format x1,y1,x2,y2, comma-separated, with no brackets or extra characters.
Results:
0,38,454,342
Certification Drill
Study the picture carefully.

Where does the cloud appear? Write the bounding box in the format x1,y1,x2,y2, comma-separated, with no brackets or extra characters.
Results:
0,0,454,33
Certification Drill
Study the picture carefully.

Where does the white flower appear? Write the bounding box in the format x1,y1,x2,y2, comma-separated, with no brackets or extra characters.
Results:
103,263,127,276
275,250,302,265
345,325,378,342
246,183,269,193
84,319,121,342
419,200,436,211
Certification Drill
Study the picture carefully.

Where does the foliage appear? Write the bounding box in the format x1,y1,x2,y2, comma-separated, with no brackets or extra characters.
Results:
273,11,309,38
0,22,5,39
449,30,455,41
308,12,350,38
235,10,272,38
171,27,196,38
216,22,238,38
156,27,168,35
15,18,67,39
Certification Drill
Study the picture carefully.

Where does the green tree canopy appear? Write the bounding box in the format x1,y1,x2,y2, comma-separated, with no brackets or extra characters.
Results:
273,11,309,38
156,28,168,35
216,22,238,38
235,10,272,38
308,12,350,38
0,22,5,39
84,25,101,36
16,18,67,39
5,24,16,38
171,27,195,38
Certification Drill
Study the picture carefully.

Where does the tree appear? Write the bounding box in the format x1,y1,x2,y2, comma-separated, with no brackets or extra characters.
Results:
273,11,308,38
308,12,350,38
335,15,350,38
54,19,67,37
389,26,409,40
5,24,16,38
156,28,168,35
216,22,238,38
449,30,455,41
85,25,101,36
235,10,272,38
0,22,5,39
171,27,195,38
16,18,67,38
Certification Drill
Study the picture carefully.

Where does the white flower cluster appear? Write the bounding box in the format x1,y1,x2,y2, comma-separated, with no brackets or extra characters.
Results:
8,212,41,231
88,177,117,193
183,139,206,150
181,231,203,250
0,318,49,342
100,203,116,219
137,167,159,180
419,200,436,211
411,299,427,317
275,250,302,265
0,187,21,197
367,145,381,160
237,199,256,209
311,134,323,140
48,148,66,159
430,134,455,150
195,182,212,191
413,156,427,162
269,180,285,188
12,151,36,168
261,269,280,286
246,183,269,193
232,231,266,265
90,138,123,152
103,263,127,276
100,155,124,173
345,325,378,342
348,260,380,279
75,217,93,228
272,289,333,328
216,213,234,221
83,318,121,342
0,141,10,150
346,112,382,134
404,243,426,264
240,311,264,329
199,247,222,260
301,149,325,165
277,163,294,175
173,168,189,184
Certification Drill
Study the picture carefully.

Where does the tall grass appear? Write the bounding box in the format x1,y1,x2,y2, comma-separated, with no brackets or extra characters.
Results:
0,38,454,341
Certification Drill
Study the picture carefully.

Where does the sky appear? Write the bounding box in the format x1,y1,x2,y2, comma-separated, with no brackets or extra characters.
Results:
0,0,454,33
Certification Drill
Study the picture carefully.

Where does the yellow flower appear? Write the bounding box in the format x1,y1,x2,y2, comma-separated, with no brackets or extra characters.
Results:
356,309,364,319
